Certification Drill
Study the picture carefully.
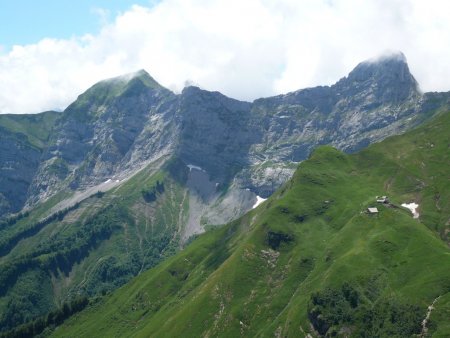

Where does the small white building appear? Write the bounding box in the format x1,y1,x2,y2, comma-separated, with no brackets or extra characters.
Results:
376,196,388,203
367,207,379,214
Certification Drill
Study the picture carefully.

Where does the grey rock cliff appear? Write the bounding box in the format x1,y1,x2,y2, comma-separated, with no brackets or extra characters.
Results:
237,53,430,196
27,70,178,205
177,86,254,182
1,53,449,223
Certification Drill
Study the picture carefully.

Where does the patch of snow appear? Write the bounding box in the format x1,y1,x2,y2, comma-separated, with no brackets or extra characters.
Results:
245,188,250,191
150,114,161,122
115,180,120,183
252,195,267,209
104,179,112,184
401,202,419,219
187,164,205,172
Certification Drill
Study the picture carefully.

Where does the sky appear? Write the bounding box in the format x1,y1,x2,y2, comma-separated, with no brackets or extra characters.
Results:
1,0,450,114
0,0,155,47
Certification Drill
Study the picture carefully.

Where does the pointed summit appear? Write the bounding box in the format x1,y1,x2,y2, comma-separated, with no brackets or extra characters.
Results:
117,69,165,91
348,51,415,84
366,51,407,63
94,69,166,93
88,68,167,95
65,70,170,119
68,69,167,103
334,52,420,103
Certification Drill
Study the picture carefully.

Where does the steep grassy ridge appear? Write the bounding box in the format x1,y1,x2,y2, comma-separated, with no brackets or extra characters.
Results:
49,112,450,337
0,111,59,149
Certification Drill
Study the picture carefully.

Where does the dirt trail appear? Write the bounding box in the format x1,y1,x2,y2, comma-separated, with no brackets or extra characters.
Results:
76,256,108,291
420,296,441,337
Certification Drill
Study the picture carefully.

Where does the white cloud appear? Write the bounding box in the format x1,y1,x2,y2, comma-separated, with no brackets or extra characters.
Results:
1,0,450,114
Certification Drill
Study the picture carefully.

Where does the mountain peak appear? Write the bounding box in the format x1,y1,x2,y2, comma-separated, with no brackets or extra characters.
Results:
334,51,420,103
347,52,414,82
64,69,169,119
104,69,164,91
366,51,407,64
77,69,165,100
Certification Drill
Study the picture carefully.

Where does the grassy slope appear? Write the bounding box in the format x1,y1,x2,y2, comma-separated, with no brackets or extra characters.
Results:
51,112,450,337
65,70,166,122
0,111,59,149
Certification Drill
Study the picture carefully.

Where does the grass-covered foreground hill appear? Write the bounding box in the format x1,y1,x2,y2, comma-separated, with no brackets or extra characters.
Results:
46,111,450,337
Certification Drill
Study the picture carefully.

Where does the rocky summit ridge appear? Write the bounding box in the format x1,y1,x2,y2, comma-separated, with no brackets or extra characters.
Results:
0,53,449,225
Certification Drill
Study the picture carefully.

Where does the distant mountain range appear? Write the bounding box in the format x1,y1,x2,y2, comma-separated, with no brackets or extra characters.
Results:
0,53,449,335
1,52,449,222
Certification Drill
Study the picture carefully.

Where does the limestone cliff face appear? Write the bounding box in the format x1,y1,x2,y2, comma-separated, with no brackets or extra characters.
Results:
177,86,255,182
1,54,449,219
251,52,420,157
236,53,428,196
27,71,178,205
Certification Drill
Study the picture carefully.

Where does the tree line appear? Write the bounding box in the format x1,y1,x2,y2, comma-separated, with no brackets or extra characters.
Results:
0,296,89,338
0,202,80,257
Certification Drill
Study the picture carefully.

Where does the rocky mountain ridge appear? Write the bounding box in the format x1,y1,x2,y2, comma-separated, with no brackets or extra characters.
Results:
1,53,449,224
